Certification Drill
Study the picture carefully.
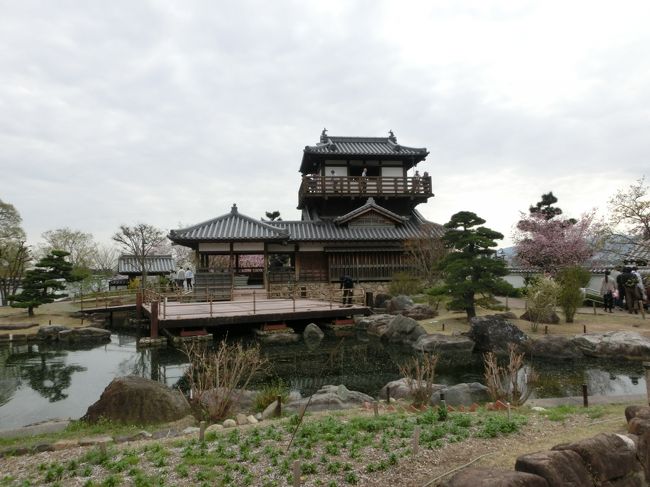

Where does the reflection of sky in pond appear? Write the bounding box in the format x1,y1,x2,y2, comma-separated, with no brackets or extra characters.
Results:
0,331,648,430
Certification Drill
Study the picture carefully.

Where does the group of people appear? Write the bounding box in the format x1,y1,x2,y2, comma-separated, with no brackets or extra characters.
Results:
600,266,647,314
170,267,194,291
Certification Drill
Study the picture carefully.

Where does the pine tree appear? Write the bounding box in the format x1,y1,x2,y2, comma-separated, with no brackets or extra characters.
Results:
529,192,563,220
10,250,76,316
435,211,512,319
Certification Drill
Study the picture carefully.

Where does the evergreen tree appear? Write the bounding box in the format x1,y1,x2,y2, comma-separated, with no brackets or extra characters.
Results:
435,211,512,319
10,250,76,316
529,191,563,220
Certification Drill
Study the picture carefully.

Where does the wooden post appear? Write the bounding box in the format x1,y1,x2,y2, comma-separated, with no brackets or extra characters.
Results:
276,395,282,417
412,426,420,455
507,402,511,421
373,401,379,417
365,291,373,307
292,460,301,487
199,421,206,441
583,325,587,334
136,291,143,320
582,384,588,408
253,290,256,314
544,325,548,335
150,301,159,339
442,322,445,332
210,298,213,318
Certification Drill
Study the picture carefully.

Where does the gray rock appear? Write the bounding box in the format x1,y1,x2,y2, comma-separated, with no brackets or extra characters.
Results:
572,331,650,360
402,304,437,320
515,450,593,486
285,384,373,413
246,415,258,424
382,315,426,344
235,413,248,425
467,315,530,354
379,378,444,401
520,309,560,324
262,399,281,420
257,331,300,344
529,335,583,360
442,467,549,487
412,334,474,353
205,424,223,434
552,433,642,483
374,293,392,308
200,388,256,415
223,419,236,428
58,327,111,343
386,295,414,313
83,376,191,425
357,314,393,336
431,383,490,407
36,325,68,341
303,323,324,343
182,426,200,435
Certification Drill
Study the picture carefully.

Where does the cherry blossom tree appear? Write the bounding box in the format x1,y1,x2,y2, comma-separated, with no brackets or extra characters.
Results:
513,210,597,275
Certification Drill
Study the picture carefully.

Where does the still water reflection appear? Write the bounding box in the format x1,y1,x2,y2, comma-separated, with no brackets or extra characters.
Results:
0,331,646,430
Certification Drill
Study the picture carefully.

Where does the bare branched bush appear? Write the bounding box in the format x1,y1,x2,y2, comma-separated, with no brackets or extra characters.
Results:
182,340,267,420
483,344,537,407
398,353,439,407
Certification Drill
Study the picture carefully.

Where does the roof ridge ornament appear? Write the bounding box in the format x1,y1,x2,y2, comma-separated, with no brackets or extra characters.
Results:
231,203,238,214
388,129,397,142
366,197,375,205
320,128,328,143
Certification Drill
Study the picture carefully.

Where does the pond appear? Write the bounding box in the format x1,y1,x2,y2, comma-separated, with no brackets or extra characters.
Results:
0,326,646,430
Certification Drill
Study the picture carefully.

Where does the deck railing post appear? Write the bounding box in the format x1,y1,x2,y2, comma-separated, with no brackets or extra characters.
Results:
210,297,213,318
136,291,143,320
253,290,256,314
163,297,167,319
150,301,159,339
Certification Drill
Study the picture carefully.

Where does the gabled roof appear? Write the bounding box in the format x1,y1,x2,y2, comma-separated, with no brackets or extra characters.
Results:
169,204,290,243
300,130,429,173
334,197,409,225
117,255,175,275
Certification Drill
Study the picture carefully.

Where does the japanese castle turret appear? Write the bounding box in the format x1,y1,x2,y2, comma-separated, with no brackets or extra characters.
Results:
168,130,442,294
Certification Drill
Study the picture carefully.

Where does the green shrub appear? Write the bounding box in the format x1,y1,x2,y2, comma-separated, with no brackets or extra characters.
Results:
254,379,289,412
557,266,591,323
389,272,422,296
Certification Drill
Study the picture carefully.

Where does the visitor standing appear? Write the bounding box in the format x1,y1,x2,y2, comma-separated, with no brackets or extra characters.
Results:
176,268,186,290
185,268,193,290
616,268,626,310
340,275,354,306
620,267,640,314
600,271,616,313
413,170,421,192
360,167,367,192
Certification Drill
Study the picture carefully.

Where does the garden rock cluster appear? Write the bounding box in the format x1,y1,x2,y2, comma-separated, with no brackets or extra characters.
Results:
573,331,650,360
466,315,531,354
36,325,111,344
379,379,489,407
444,407,650,486
284,385,374,413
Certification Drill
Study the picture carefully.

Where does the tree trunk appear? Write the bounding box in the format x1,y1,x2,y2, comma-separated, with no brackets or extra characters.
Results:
464,291,476,319
28,305,34,317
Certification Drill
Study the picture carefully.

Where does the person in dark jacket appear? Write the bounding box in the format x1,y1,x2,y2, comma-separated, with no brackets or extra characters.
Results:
616,269,626,310
340,275,354,305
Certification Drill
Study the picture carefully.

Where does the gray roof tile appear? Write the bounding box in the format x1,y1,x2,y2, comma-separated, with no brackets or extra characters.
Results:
118,255,175,274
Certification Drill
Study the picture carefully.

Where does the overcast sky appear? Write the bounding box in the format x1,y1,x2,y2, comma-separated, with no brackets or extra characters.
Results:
1,0,648,249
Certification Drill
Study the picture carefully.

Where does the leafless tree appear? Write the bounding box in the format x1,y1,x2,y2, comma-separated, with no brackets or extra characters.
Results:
608,176,650,240
403,223,446,286
92,244,119,274
112,224,166,288
39,227,96,270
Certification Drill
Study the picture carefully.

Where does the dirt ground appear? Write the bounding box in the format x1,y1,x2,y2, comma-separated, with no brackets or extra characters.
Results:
0,301,86,336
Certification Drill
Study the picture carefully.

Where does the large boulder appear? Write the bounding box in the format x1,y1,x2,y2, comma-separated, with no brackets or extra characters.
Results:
529,336,583,360
552,433,643,485
572,331,650,360
515,450,593,486
285,385,374,413
402,304,437,320
443,468,549,487
381,315,426,344
466,315,530,354
520,309,560,325
412,333,475,353
303,323,324,342
379,378,444,401
83,376,191,425
374,293,392,308
386,295,414,314
58,327,111,343
36,325,68,341
356,314,393,337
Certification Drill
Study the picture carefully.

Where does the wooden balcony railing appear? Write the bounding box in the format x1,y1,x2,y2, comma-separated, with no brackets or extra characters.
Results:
299,175,432,199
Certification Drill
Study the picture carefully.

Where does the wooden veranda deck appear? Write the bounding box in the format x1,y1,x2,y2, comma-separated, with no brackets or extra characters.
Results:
140,288,371,332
